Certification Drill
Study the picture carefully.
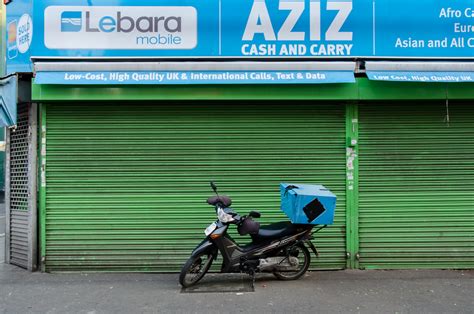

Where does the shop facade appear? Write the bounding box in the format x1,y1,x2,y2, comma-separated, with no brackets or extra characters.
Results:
2,0,473,272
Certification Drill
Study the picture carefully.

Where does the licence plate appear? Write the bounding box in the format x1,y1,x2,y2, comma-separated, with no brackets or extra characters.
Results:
204,222,217,236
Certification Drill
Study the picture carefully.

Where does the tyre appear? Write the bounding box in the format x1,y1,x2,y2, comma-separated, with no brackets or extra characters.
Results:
179,252,214,288
273,243,311,281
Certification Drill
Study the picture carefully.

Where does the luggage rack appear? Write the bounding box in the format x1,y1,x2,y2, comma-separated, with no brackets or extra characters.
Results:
304,225,328,258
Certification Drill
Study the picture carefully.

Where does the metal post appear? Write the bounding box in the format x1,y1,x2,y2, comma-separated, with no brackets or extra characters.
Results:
345,103,359,269
4,127,11,264
38,103,46,272
27,103,38,271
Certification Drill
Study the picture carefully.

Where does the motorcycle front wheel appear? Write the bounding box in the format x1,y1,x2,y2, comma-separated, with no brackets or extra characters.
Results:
273,243,311,281
179,252,214,288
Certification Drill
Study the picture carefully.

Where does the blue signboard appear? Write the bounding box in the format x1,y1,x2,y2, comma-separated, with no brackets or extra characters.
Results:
220,0,372,58
5,0,34,74
34,70,355,84
375,2,474,58
6,0,474,74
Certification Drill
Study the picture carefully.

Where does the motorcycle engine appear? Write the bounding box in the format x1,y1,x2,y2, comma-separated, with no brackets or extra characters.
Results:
258,256,299,272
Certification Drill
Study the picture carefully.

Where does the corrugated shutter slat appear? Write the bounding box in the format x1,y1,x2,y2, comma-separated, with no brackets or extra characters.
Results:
45,103,347,272
359,103,474,269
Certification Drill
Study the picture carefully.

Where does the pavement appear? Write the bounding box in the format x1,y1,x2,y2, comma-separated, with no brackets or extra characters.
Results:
0,202,472,313
0,264,472,314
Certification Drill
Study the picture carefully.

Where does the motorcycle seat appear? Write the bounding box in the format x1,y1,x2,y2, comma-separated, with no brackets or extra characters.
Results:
207,195,232,207
253,221,296,240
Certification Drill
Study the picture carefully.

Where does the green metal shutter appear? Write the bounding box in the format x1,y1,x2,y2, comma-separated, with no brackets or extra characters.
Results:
359,103,474,269
43,102,347,272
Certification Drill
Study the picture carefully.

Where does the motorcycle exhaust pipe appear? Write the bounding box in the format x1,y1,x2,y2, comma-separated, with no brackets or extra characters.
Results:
258,257,299,272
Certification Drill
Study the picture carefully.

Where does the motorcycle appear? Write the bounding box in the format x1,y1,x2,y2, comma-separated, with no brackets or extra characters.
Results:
179,182,326,288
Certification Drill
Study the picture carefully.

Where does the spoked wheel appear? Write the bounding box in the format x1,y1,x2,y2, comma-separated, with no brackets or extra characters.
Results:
273,243,311,281
179,252,214,288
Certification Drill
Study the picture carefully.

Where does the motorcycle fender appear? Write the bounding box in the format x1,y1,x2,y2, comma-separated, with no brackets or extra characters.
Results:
191,238,218,259
306,240,320,257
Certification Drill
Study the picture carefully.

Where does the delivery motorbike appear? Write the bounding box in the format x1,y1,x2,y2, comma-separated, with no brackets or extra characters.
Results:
179,182,326,288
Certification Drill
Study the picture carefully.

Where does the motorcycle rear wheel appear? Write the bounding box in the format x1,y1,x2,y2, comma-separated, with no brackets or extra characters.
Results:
179,252,214,288
273,243,311,280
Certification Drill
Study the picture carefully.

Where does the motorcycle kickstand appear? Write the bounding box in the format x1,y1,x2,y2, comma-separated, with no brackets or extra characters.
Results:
248,269,256,290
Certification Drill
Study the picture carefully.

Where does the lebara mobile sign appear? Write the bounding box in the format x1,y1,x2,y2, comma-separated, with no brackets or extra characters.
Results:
44,6,197,50
6,0,474,73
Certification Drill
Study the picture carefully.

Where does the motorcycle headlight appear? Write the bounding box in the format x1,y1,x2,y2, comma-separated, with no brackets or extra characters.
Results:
217,207,235,223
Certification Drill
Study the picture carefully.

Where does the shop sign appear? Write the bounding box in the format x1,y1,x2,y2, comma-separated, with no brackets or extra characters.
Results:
34,70,356,85
32,0,474,58
6,0,474,74
367,72,474,83
6,0,34,74
44,6,198,50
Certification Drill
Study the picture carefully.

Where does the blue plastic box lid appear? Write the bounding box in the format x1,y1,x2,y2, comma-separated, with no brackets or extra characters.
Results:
280,183,337,225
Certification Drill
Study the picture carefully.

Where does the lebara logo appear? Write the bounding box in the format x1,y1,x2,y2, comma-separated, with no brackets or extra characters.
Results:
61,12,82,32
45,6,197,50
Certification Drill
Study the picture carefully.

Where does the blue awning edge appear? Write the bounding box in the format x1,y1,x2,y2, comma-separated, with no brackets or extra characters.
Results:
0,75,18,127
34,70,356,85
365,62,474,83
33,62,357,85
367,71,474,83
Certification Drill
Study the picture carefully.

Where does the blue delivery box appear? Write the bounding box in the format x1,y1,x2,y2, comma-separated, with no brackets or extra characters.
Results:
280,183,337,225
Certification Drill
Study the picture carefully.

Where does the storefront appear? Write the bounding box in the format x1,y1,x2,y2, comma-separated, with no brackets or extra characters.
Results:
3,0,473,272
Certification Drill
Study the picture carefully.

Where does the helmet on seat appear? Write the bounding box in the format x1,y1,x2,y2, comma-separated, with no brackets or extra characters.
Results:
237,217,260,236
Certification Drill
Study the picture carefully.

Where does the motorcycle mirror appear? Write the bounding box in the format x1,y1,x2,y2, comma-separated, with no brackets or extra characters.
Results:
248,211,261,219
210,181,218,193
